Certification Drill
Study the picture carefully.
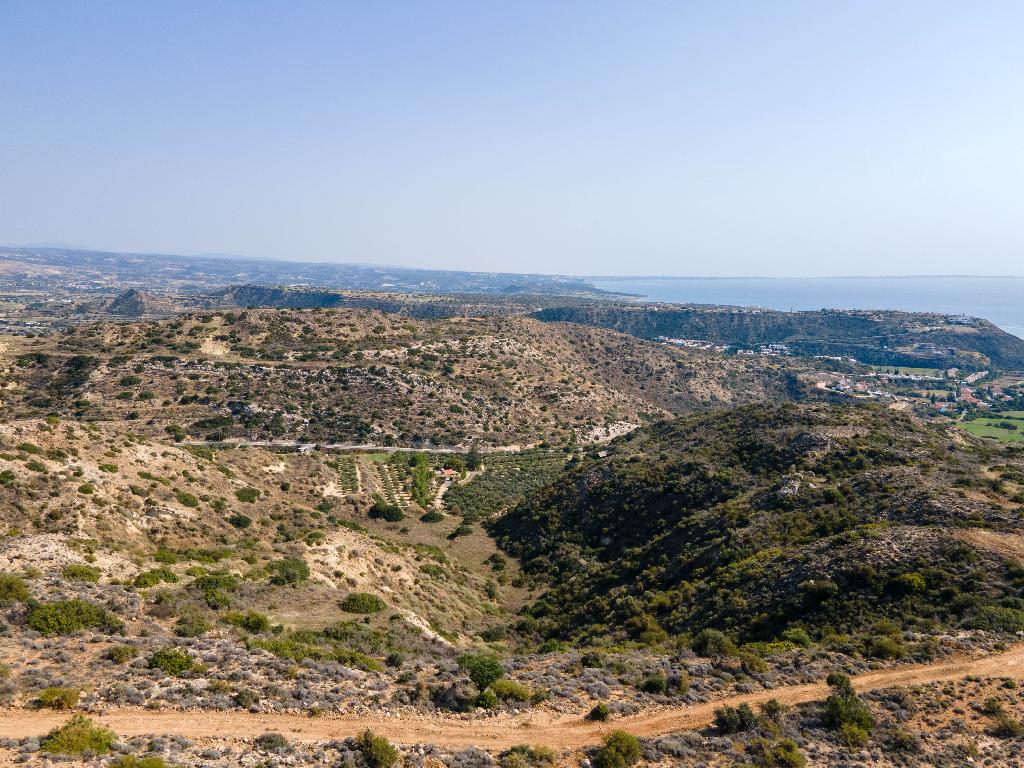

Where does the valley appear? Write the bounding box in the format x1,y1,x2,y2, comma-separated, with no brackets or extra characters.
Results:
0,265,1023,767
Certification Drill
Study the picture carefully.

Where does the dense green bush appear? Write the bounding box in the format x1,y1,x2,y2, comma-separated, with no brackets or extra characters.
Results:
369,499,405,522
492,678,532,702
40,715,115,755
358,729,399,768
111,757,170,768
500,745,557,768
174,612,212,637
823,672,874,740
225,610,271,633
61,564,101,583
586,702,611,722
714,703,757,734
148,647,198,676
254,732,291,752
591,731,641,768
459,653,504,691
35,687,80,710
26,600,122,635
174,490,200,508
269,557,310,585
0,573,29,605
638,674,668,694
746,737,806,768
235,487,260,503
340,592,385,613
475,688,499,709
692,629,737,657
134,567,178,588
104,644,139,663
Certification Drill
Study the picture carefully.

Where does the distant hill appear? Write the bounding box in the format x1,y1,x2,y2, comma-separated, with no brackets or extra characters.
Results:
494,403,1024,648
533,305,1024,369
103,288,175,317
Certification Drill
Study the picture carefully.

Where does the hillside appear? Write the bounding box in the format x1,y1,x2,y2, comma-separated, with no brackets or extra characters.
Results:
0,308,809,447
495,403,1024,649
533,304,1024,369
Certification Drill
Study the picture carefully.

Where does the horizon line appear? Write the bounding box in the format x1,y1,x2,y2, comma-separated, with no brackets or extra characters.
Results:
3,243,1023,282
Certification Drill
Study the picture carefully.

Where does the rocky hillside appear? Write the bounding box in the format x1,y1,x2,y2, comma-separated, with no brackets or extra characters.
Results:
494,403,1024,650
533,305,1024,369
0,308,810,447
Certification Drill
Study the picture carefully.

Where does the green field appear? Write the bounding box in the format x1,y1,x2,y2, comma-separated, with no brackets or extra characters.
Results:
961,414,1024,443
868,365,945,376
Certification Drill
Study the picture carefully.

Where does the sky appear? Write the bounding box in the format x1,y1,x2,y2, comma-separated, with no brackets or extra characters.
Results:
1,1,1023,277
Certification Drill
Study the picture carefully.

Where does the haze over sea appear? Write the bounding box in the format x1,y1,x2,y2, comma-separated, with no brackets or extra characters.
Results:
591,276,1024,340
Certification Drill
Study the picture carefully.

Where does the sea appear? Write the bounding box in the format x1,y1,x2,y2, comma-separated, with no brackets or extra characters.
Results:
590,276,1024,340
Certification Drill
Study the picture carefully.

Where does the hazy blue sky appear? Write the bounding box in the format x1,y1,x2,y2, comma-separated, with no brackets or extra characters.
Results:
2,2,1022,276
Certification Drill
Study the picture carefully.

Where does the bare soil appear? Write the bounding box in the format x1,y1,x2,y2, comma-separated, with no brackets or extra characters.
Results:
4,644,1024,750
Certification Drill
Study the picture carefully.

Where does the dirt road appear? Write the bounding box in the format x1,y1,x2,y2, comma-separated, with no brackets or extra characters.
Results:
4,645,1024,749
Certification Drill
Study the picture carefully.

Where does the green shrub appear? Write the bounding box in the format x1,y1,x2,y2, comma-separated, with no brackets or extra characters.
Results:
78,483,94,495
448,523,474,539
225,610,271,633
839,722,870,749
174,490,200,508
36,687,80,710
227,513,251,529
492,678,532,702
340,592,386,613
888,727,921,753
864,635,905,660
148,647,197,676
824,672,874,736
104,644,139,663
592,730,641,768
500,745,557,768
692,628,737,657
358,729,399,768
235,487,260,503
459,653,504,691
586,702,611,721
369,500,404,522
153,549,179,564
894,571,927,593
191,571,239,608
174,613,212,637
639,674,668,694
111,757,170,768
254,732,291,752
134,567,178,588
747,737,806,768
62,564,101,583
26,599,122,635
40,715,116,755
269,557,310,585
781,627,812,646
0,573,29,605
476,688,499,709
714,703,757,734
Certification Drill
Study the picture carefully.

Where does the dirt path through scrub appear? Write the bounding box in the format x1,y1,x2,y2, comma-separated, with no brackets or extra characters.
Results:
4,645,1024,749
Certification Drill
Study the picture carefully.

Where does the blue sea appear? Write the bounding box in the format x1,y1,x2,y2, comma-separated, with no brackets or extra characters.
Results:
591,276,1024,340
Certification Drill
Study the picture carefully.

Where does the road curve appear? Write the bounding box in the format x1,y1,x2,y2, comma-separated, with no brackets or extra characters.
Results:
3,645,1024,750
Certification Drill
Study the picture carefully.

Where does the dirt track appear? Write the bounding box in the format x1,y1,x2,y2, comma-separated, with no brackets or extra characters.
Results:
4,645,1024,749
